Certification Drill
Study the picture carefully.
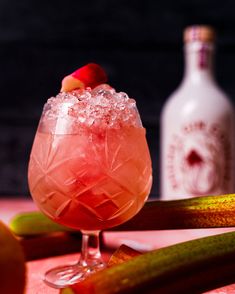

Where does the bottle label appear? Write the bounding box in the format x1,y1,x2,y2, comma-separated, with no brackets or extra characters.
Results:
166,120,231,195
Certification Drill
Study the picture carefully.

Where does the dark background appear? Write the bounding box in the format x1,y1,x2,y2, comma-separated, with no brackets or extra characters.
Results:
1,0,235,198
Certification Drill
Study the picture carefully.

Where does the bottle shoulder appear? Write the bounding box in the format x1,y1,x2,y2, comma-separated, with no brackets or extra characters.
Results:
162,81,234,116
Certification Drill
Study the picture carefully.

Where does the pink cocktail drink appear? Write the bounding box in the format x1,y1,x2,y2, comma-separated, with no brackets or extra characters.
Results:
29,126,151,230
28,78,152,288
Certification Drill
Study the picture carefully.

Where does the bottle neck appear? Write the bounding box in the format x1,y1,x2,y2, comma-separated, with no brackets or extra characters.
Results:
182,41,215,85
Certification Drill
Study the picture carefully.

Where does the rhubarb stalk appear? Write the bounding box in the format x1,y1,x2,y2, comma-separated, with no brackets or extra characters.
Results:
114,193,235,230
10,194,235,235
62,231,235,294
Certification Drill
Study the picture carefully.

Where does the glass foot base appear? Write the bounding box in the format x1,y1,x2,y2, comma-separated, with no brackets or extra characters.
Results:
44,263,105,289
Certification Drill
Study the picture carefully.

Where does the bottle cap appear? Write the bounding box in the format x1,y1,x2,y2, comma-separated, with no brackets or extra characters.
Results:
184,25,216,43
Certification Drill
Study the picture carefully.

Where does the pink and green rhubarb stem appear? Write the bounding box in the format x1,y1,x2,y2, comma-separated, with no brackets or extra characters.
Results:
113,193,235,231
10,194,235,237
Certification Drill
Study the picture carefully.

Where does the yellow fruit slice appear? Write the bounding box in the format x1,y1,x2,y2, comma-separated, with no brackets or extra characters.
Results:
0,220,26,294
61,75,84,92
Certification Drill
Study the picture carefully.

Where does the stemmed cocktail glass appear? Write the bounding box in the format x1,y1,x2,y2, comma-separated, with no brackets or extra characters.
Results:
28,82,152,288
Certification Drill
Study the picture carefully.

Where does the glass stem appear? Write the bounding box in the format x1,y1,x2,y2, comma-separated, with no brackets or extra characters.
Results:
79,230,104,268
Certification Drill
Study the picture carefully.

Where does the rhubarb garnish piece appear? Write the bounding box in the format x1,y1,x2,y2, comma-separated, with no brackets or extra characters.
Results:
61,63,107,92
107,244,142,267
61,231,235,294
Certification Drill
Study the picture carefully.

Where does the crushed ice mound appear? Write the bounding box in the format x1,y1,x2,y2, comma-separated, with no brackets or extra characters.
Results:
43,84,142,128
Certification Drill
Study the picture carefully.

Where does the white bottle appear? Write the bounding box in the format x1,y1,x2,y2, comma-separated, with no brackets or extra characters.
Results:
160,25,235,199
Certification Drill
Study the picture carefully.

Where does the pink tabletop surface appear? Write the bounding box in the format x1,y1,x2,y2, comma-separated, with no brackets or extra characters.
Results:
1,197,235,294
